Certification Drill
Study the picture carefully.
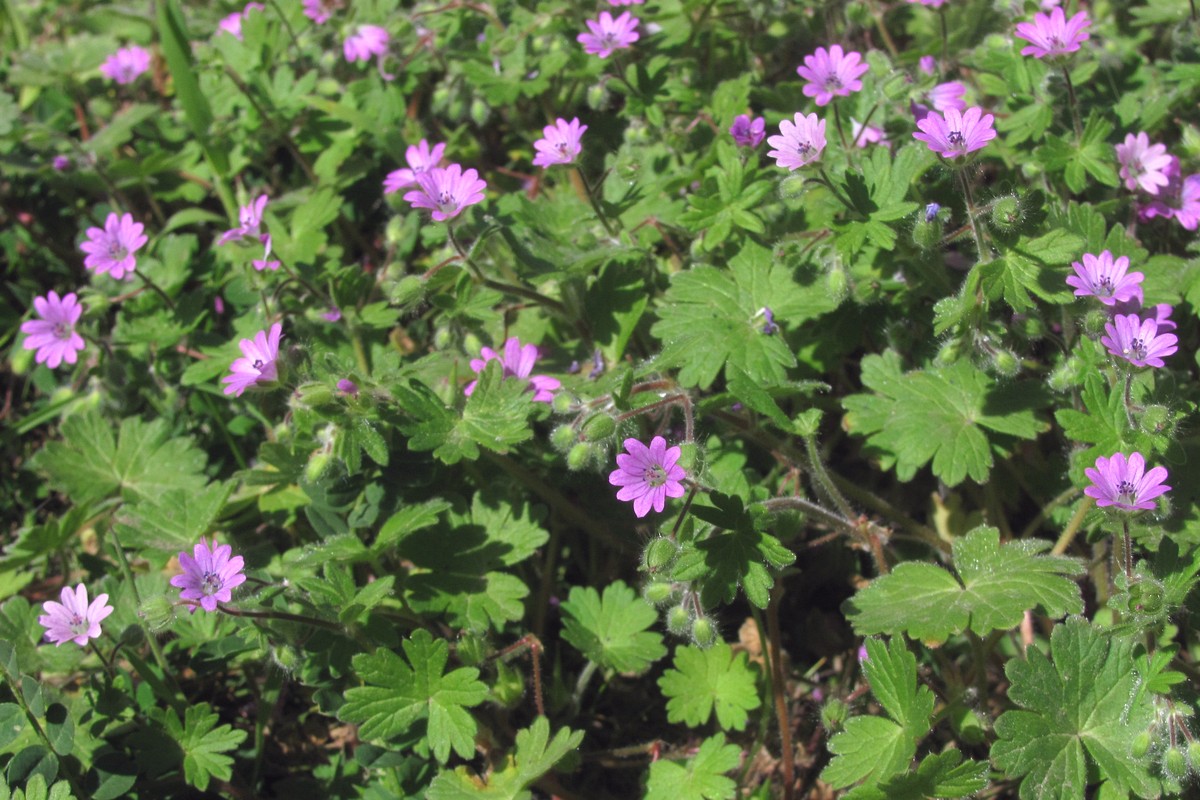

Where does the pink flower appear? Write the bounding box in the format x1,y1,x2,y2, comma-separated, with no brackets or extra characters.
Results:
1116,133,1173,195
1015,7,1090,59
1101,313,1177,369
217,194,269,246
52,155,71,171
302,0,341,24
464,337,561,403
851,118,888,148
344,25,389,63
1066,251,1143,306
608,0,643,4
1084,453,1170,512
383,140,446,194
222,322,283,396
929,81,967,112
337,378,359,396
252,234,281,272
913,106,996,159
730,114,766,148
80,212,148,280
1140,158,1200,230
767,113,826,170
171,537,247,612
918,55,937,75
577,11,640,59
532,117,587,168
404,164,487,222
608,436,687,518
322,307,342,322
21,291,85,369
796,45,870,107
908,0,948,7
99,46,151,85
38,584,113,647
217,3,264,40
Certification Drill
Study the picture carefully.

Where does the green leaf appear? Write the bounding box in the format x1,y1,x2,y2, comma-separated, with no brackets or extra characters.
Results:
425,718,584,800
673,492,795,609
822,638,934,790
339,630,488,763
992,619,1159,800
644,734,741,800
32,411,209,505
560,581,666,674
0,704,24,750
982,229,1083,311
846,751,989,800
725,364,792,429
164,703,247,791
842,351,1049,486
658,643,761,731
111,481,232,555
651,240,838,388
845,526,1084,644
373,498,453,554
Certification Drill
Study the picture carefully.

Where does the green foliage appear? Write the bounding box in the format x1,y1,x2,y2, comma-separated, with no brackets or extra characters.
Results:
843,351,1049,486
162,704,247,791
835,143,930,255
844,751,989,800
658,642,761,731
992,619,1159,799
822,638,935,790
32,411,208,505
340,630,489,763
560,581,666,674
644,734,742,800
845,526,1084,644
426,718,584,799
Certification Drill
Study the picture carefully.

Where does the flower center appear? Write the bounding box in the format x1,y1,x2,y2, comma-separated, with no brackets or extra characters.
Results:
1097,275,1114,294
68,613,88,636
53,322,72,340
252,359,264,370
201,572,222,596
1116,479,1137,505
643,465,668,488
947,130,965,147
437,190,456,211
825,75,843,90
107,242,128,261
1125,337,1148,361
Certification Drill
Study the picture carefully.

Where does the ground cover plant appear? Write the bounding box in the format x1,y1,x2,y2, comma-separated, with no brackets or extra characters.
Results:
2,0,1200,796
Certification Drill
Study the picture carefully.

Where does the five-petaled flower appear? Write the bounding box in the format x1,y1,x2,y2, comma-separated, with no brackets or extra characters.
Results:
577,11,640,59
609,436,687,518
913,106,996,159
302,0,341,24
80,212,148,280
404,164,488,222
22,291,86,370
533,117,587,168
1085,452,1170,512
222,322,283,396
218,194,269,246
767,113,827,170
38,584,113,647
217,2,264,40
1140,158,1200,231
851,119,888,148
100,46,152,85
171,537,248,612
796,45,870,107
384,140,446,194
1101,313,1178,368
344,25,389,63
1014,7,1090,59
464,337,561,403
730,114,766,148
928,81,967,112
1066,250,1144,306
1116,133,1173,195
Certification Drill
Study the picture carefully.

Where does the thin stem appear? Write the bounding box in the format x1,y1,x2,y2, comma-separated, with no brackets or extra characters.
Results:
670,483,700,540
572,660,599,711
1051,496,1093,555
448,226,571,318
212,603,344,631
133,267,176,311
939,7,949,67
1061,65,1083,140
766,588,795,800
759,496,858,536
811,168,856,214
1019,486,1081,539
802,434,855,520
956,168,987,258
1122,517,1134,579
577,168,618,236
831,102,849,152
1123,370,1136,429
613,392,695,442
870,1,900,58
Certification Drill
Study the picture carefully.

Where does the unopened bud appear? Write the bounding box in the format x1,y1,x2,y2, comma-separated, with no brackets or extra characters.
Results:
581,413,616,441
272,645,302,673
912,204,944,249
1187,739,1200,769
991,349,1020,377
389,275,425,306
990,195,1021,232
139,595,176,631
822,698,849,730
1140,405,1172,435
644,538,678,571
1131,730,1151,758
550,425,578,451
666,606,691,635
1165,746,1188,779
305,451,332,483
586,81,609,110
778,174,809,208
551,392,576,414
294,382,335,408
826,265,849,302
456,633,488,667
691,617,715,647
676,442,699,473
566,443,592,470
643,581,675,605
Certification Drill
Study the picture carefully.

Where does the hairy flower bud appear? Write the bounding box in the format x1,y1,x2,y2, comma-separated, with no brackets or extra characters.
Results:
1131,730,1151,758
643,580,675,605
294,382,335,408
581,413,616,441
566,442,593,470
991,349,1020,377
1165,746,1188,779
389,275,425,307
666,605,691,635
1187,740,1200,770
691,616,715,647
912,204,944,249
643,537,678,571
822,698,849,730
990,195,1022,232
676,442,699,472
139,595,176,632
550,424,578,451
305,450,332,483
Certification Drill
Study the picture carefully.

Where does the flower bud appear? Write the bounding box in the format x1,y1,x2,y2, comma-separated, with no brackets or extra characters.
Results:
550,425,578,452
676,442,699,472
778,174,810,209
272,645,302,674
990,195,1022,233
586,81,610,110
1140,405,1172,436
644,538,678,571
643,581,675,605
1165,746,1188,779
666,606,691,635
139,595,176,631
469,97,490,127
305,450,332,483
935,337,966,366
581,413,616,441
1131,730,1151,758
389,275,425,307
1128,578,1165,616
691,616,715,647
566,443,593,470
821,698,849,730
912,204,944,249
456,633,488,667
991,349,1020,377
1187,740,1200,770
492,661,524,708
294,382,335,408
551,392,576,414
825,264,849,303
